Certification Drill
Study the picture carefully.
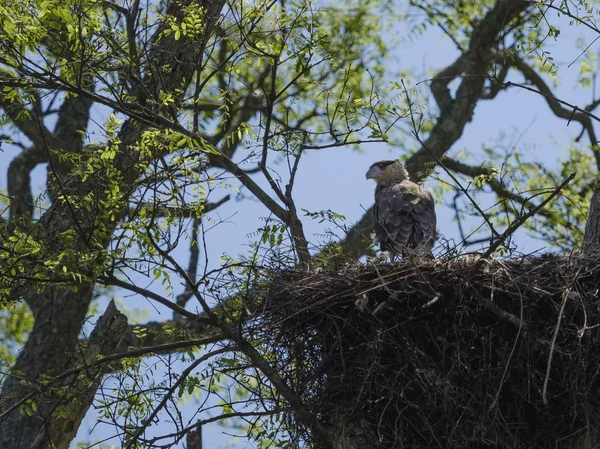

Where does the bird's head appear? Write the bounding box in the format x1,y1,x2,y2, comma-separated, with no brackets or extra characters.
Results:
366,160,409,185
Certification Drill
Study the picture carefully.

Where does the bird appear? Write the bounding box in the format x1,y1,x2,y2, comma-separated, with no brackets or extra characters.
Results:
366,159,437,257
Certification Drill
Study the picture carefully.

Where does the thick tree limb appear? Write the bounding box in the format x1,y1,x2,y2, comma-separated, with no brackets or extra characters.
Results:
7,145,46,224
0,83,56,149
5,88,93,227
46,94,94,203
29,300,128,449
584,180,600,252
406,0,530,182
508,55,600,169
338,0,531,259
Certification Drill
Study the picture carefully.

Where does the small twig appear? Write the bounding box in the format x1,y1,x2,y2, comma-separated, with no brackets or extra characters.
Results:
372,302,390,316
176,216,202,311
490,284,525,411
482,173,575,258
301,139,386,150
503,79,600,123
542,269,580,405
99,276,202,322
124,348,231,449
422,295,440,308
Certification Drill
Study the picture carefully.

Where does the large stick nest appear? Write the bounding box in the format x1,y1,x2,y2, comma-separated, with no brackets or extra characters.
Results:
251,254,600,449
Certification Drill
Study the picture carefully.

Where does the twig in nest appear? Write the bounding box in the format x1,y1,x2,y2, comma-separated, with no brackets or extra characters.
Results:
373,301,390,316
355,293,369,312
470,287,526,331
543,268,581,405
422,295,440,308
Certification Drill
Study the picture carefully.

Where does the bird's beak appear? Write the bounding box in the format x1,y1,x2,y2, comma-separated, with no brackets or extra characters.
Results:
366,166,382,180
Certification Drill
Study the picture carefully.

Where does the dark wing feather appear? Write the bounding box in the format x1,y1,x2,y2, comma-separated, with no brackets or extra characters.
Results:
374,180,437,253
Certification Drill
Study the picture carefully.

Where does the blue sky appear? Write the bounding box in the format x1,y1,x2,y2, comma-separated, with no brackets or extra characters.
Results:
1,4,599,448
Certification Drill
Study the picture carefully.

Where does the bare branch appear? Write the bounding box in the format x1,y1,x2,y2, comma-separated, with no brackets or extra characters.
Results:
442,157,568,226
507,55,600,169
99,276,207,322
301,139,386,150
134,195,231,219
482,173,575,257
124,347,232,449
407,0,531,181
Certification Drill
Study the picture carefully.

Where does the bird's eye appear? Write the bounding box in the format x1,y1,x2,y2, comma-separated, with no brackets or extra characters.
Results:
377,161,395,169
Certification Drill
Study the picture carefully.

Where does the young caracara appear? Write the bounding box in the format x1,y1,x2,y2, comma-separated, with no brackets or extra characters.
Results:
366,160,437,256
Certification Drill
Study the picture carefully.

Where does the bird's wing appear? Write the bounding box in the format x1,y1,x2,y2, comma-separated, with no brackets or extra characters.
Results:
374,180,437,251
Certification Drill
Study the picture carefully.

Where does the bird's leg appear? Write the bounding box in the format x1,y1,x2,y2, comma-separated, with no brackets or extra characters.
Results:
365,250,392,264
383,250,397,263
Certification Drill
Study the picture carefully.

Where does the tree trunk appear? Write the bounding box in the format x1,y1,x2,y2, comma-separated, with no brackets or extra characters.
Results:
0,1,228,447
29,301,128,449
584,180,600,252
0,287,93,449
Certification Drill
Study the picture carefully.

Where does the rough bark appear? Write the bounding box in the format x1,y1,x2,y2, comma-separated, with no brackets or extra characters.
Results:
0,2,226,448
29,300,128,449
186,425,202,449
584,180,600,252
0,286,93,449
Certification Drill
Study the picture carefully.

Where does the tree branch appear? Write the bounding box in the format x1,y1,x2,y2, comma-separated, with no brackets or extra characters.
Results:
441,157,568,227
0,72,56,149
99,276,207,322
0,1,230,446
407,0,531,181
176,216,202,311
7,145,46,225
482,173,575,257
30,300,128,449
508,54,600,169
337,0,531,259
133,195,231,219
